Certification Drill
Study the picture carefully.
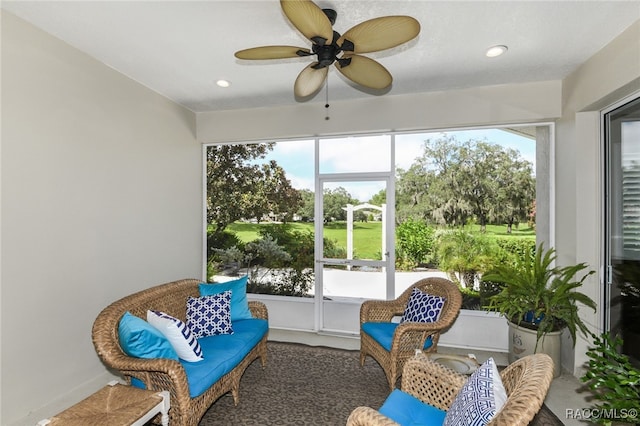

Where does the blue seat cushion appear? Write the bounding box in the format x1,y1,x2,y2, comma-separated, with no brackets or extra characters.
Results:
180,318,268,398
379,389,446,426
362,322,433,352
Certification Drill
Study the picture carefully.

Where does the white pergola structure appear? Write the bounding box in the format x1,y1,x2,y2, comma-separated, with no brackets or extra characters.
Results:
343,203,386,268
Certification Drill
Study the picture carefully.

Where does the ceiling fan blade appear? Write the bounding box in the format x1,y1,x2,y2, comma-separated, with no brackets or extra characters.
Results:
235,46,311,60
294,63,328,97
338,16,420,54
280,0,333,45
335,55,392,90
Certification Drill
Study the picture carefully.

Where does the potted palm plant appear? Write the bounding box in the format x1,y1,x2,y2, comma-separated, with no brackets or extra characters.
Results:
483,243,597,377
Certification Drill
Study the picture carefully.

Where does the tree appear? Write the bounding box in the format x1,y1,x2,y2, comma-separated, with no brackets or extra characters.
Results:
396,135,535,230
396,162,438,224
206,144,301,236
397,135,473,226
322,187,358,222
296,189,315,221
369,189,386,206
241,160,302,223
493,156,535,233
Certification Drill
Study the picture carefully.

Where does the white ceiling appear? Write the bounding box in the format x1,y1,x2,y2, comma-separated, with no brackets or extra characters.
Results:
3,1,640,113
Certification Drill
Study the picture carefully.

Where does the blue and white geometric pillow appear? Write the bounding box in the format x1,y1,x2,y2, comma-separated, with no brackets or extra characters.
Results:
146,310,203,362
400,287,446,323
443,357,508,426
186,291,234,338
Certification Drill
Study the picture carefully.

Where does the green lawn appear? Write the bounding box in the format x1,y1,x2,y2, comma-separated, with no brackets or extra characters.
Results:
228,221,383,259
468,223,536,238
226,221,534,260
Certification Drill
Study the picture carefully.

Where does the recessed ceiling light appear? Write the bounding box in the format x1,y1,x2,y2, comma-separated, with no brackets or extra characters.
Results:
486,45,508,58
216,80,231,88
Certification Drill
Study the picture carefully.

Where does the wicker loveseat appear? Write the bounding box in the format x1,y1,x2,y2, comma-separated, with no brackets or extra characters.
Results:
92,278,268,426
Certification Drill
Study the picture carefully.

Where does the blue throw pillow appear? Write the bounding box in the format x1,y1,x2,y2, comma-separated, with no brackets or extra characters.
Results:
401,287,446,323
199,275,252,321
118,311,179,361
186,291,234,338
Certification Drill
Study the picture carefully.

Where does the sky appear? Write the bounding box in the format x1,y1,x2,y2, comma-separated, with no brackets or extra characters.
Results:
257,128,535,202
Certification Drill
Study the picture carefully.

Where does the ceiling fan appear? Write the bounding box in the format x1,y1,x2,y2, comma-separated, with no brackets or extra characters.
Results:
234,0,421,98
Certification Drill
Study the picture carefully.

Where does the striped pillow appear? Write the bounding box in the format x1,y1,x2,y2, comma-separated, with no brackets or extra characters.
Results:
147,310,203,362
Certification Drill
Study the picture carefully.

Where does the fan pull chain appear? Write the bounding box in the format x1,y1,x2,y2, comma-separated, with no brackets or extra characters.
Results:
324,78,330,121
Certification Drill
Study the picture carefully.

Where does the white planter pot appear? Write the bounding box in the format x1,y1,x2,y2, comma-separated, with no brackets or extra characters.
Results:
508,321,562,378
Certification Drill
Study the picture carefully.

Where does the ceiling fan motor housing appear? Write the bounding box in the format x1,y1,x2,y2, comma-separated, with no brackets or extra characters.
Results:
312,30,343,68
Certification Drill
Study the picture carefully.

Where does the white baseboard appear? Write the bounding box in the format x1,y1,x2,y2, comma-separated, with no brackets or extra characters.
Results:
268,328,360,350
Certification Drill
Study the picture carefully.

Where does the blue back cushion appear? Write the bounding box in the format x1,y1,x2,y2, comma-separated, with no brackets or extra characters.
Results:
379,389,446,426
118,311,179,361
199,275,252,321
362,322,433,352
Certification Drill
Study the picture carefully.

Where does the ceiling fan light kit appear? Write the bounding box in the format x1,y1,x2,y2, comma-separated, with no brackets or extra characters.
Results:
234,0,421,99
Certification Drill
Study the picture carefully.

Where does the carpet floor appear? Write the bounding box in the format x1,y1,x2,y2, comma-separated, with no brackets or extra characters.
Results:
199,341,564,425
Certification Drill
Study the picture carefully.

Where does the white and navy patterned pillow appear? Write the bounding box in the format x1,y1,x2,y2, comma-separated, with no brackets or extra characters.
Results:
443,357,507,426
186,291,234,338
146,310,203,362
400,287,446,323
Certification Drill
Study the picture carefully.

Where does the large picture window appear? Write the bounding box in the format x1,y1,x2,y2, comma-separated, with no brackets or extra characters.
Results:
204,126,541,313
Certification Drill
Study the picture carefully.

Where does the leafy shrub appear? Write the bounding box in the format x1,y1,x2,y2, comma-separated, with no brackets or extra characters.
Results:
396,219,436,269
207,230,244,259
210,225,317,297
494,238,536,266
436,230,497,289
245,235,292,270
581,333,640,424
323,237,347,259
258,224,314,270
211,246,246,276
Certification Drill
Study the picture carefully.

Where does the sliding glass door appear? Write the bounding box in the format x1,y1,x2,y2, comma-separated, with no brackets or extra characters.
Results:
604,94,640,364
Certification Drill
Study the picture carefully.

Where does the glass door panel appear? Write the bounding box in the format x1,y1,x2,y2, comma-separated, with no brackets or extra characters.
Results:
318,179,390,301
321,180,387,263
606,95,640,364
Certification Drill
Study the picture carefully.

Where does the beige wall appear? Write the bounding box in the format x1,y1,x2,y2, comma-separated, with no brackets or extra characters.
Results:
557,19,640,375
1,12,202,424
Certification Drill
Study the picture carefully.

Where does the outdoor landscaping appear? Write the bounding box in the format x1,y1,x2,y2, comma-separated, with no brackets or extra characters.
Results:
206,134,538,310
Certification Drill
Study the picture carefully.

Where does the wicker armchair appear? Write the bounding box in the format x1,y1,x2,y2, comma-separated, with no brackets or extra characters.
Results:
359,277,462,390
92,278,269,426
347,352,555,426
